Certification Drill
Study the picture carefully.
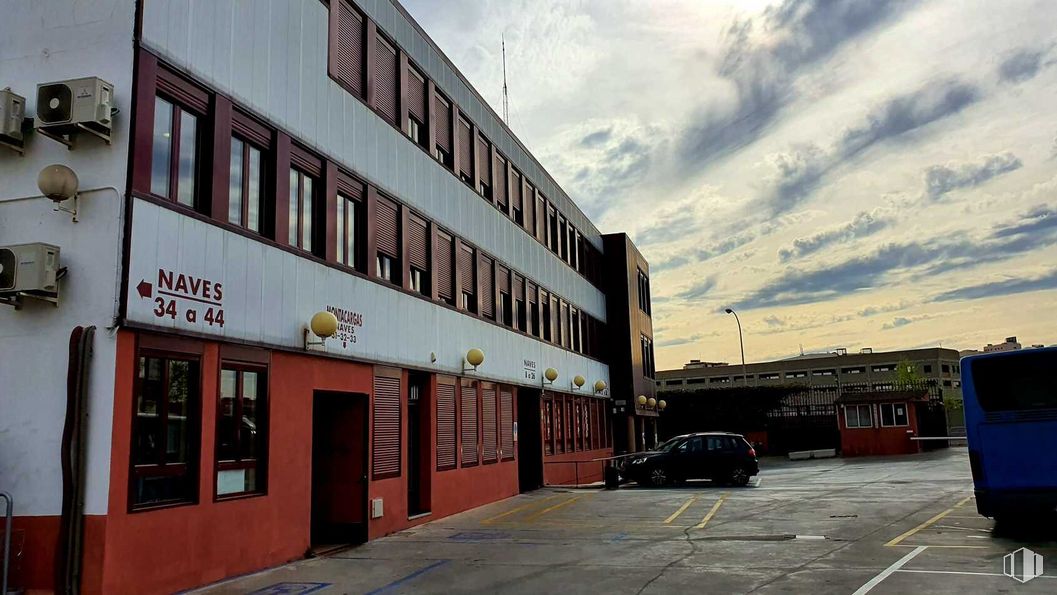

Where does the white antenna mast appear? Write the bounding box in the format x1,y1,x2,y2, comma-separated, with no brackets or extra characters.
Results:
502,35,509,123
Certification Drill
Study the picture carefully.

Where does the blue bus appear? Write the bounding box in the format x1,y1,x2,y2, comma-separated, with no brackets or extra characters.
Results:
962,347,1057,520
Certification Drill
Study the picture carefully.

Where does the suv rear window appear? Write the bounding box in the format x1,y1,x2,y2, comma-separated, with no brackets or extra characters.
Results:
971,351,1057,412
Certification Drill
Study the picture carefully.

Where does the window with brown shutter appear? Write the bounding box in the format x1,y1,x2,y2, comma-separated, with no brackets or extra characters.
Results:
540,289,551,342
476,134,492,199
527,282,539,337
560,301,570,348
336,172,364,270
436,231,455,305
535,193,546,243
330,0,364,97
543,397,554,455
372,374,401,479
375,196,399,284
493,154,507,211
458,243,476,313
405,66,427,147
523,179,535,234
460,380,478,466
434,92,453,168
457,117,473,184
482,384,497,463
500,387,514,461
497,265,512,327
479,253,495,319
374,35,399,125
513,274,526,332
408,214,429,296
510,169,523,225
436,379,457,470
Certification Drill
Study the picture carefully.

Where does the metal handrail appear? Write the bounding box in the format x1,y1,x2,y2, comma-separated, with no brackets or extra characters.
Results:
1,491,12,595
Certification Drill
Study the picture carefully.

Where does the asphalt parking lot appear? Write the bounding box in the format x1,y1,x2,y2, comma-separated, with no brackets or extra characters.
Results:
195,448,1056,594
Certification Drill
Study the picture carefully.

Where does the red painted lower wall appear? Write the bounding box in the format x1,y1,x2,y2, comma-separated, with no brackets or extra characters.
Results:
543,448,613,486
3,515,105,594
91,330,524,594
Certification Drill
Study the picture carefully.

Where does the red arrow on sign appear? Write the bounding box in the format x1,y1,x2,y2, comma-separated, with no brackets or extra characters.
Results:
137,280,153,298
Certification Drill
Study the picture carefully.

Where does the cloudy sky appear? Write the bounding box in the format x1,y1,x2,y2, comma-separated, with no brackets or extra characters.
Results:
402,0,1057,368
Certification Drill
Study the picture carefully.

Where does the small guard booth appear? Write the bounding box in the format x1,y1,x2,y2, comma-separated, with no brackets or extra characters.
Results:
836,390,928,456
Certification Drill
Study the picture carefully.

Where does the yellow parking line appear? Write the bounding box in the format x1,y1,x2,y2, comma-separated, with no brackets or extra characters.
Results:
693,494,728,530
522,495,584,523
885,496,973,547
664,496,699,525
480,494,563,525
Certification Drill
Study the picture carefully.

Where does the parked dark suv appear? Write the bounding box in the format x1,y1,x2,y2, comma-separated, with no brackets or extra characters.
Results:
623,432,759,487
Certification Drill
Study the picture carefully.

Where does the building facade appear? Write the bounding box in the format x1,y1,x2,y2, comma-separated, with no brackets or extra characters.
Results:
657,347,964,400
0,1,650,593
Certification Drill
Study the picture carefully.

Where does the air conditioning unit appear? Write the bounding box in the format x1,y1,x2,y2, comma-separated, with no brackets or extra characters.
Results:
0,243,61,299
34,77,114,147
0,88,26,154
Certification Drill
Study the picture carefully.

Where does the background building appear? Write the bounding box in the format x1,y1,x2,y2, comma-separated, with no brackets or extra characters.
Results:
0,1,651,593
657,347,964,400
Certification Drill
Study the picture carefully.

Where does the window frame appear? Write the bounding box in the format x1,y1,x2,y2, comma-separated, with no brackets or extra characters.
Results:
335,172,365,271
879,402,909,427
149,94,206,210
844,404,874,429
129,347,203,512
214,361,269,500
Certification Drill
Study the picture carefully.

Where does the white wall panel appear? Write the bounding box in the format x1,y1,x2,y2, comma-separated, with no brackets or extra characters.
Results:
126,199,609,392
140,0,606,320
0,0,135,516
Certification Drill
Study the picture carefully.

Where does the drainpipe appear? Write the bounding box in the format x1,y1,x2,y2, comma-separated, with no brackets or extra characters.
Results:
56,326,94,595
2,491,11,595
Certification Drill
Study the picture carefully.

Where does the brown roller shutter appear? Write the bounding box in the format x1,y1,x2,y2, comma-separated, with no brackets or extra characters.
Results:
374,35,398,125
560,302,570,348
500,387,514,460
497,265,510,293
458,244,475,296
482,385,497,463
408,214,428,270
437,231,454,301
476,134,491,187
513,274,524,297
457,117,473,180
461,381,478,466
406,67,426,123
372,375,401,479
437,381,457,470
479,254,495,319
510,169,521,217
535,193,546,242
494,154,507,209
524,180,535,234
376,196,399,257
333,0,364,96
435,93,452,154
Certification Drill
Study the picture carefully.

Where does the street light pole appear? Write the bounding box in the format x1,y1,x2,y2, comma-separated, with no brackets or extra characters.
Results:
725,308,748,388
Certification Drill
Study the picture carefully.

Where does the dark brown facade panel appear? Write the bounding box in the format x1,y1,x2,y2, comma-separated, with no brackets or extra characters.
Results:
330,0,364,97
373,34,399,125
375,195,399,257
372,374,401,479
436,231,455,300
460,380,479,466
436,381,457,470
407,214,429,270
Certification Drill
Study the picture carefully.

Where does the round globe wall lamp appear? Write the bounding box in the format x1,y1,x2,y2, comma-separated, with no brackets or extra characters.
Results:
543,367,559,385
636,395,648,406
304,311,339,351
463,348,485,372
594,380,607,394
38,164,80,222
658,399,667,411
647,397,657,408
571,375,585,391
